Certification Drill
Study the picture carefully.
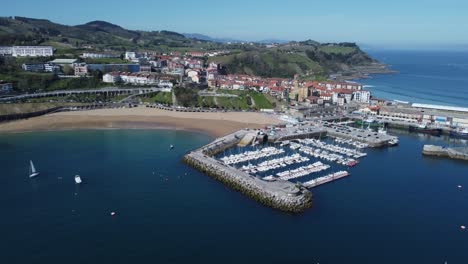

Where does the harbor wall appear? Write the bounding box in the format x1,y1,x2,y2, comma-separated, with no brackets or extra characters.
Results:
422,145,468,161
183,152,312,213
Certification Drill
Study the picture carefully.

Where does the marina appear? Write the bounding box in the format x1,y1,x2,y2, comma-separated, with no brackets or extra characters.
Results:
185,121,393,212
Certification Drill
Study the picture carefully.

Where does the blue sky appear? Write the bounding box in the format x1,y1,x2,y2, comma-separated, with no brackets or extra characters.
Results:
2,0,468,48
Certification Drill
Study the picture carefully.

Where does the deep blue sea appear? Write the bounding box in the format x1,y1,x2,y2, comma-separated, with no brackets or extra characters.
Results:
1,129,468,264
359,50,468,107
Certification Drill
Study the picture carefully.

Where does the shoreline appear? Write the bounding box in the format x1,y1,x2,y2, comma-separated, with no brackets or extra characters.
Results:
0,107,282,137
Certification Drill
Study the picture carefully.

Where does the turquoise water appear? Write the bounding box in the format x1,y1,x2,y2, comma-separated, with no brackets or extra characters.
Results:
359,50,468,107
1,129,468,263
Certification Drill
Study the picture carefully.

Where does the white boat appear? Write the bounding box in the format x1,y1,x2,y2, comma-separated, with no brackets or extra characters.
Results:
29,160,39,178
74,175,82,184
170,144,174,149
388,138,399,146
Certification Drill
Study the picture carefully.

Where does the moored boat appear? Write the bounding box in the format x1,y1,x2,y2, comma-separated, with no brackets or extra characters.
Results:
409,124,442,136
449,128,468,139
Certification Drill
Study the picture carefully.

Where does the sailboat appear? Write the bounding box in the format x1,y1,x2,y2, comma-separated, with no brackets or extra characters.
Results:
29,160,39,178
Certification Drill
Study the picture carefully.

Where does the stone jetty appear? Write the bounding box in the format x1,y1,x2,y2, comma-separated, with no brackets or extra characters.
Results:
422,145,468,161
183,129,312,213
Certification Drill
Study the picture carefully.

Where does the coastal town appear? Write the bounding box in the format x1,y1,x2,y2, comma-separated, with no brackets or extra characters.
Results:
1,45,468,138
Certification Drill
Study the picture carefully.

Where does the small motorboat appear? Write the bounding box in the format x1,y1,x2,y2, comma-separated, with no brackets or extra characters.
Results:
74,175,82,184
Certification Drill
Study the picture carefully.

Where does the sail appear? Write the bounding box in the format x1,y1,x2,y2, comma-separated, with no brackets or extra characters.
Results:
30,160,36,174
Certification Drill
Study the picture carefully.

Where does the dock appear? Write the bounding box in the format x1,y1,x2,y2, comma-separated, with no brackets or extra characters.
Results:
303,171,350,188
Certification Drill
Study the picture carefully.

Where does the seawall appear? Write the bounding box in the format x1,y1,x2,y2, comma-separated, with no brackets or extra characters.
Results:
422,145,468,161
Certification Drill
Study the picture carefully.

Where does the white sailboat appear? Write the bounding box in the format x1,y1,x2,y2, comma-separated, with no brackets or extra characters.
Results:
29,160,39,178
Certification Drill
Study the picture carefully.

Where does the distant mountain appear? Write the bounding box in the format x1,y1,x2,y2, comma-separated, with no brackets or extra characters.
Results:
183,33,290,44
76,20,139,39
0,16,221,50
183,33,244,43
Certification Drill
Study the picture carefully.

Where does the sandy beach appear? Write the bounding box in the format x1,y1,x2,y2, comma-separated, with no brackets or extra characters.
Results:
0,107,282,137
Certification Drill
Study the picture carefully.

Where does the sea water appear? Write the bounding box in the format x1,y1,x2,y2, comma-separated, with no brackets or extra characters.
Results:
1,129,467,263
358,50,468,107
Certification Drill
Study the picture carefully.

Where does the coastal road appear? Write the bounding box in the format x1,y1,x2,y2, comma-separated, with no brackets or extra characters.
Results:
0,87,172,102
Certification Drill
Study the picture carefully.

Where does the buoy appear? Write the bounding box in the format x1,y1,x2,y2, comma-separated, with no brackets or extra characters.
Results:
110,211,116,216
461,225,466,230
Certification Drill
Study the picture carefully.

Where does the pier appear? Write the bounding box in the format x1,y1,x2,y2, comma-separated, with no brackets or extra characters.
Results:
303,171,350,188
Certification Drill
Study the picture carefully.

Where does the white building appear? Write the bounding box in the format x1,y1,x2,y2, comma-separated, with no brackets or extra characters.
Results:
103,72,121,83
0,46,13,56
44,63,61,73
22,63,45,72
124,52,137,60
82,53,119,59
353,90,371,103
12,46,53,57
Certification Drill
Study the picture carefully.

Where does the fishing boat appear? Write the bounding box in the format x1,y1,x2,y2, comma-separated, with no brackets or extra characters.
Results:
74,175,82,184
29,160,39,178
409,124,442,136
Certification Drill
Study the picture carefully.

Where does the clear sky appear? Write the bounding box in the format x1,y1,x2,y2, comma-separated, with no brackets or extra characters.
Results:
2,0,468,48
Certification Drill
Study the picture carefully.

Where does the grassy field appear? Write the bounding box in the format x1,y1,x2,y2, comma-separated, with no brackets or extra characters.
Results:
318,46,357,55
208,51,322,77
212,90,273,110
0,102,81,115
142,92,173,105
250,92,273,109
83,58,128,64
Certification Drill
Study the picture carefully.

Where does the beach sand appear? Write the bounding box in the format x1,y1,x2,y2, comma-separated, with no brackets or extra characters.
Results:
0,107,282,137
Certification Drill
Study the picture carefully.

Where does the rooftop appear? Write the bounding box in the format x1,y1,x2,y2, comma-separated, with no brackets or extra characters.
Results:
49,59,77,64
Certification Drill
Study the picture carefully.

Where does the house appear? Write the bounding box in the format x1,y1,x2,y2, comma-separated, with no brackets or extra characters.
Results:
22,63,45,72
44,63,61,73
140,65,152,73
74,64,88,76
125,52,137,60
353,90,371,103
186,51,205,57
306,96,320,104
319,92,332,102
102,72,121,83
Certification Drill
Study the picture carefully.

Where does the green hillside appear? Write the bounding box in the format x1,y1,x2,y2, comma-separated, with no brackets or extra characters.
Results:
0,16,384,82
209,42,376,78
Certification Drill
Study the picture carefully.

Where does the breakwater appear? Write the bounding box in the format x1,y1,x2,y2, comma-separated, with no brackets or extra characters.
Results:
184,129,312,213
422,145,468,161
